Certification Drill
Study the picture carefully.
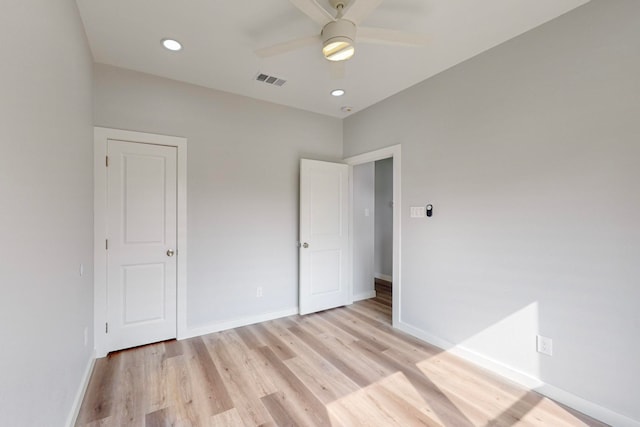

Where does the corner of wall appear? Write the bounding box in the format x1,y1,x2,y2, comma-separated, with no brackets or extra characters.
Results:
65,351,96,427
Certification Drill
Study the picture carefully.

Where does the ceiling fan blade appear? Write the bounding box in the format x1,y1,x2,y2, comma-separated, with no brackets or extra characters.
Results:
342,0,384,25
357,27,429,46
289,0,335,26
255,35,320,58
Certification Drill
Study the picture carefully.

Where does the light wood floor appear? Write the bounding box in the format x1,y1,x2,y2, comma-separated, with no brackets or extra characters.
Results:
77,290,607,426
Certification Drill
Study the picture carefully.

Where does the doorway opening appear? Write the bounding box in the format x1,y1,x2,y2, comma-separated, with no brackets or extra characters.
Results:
352,158,393,323
345,145,401,328
373,158,393,313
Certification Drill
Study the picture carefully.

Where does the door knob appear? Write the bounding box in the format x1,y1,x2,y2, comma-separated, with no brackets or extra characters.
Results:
302,242,309,248
166,249,175,257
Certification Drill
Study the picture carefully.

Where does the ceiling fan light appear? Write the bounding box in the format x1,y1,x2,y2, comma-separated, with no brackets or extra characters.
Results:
321,19,357,62
323,38,355,61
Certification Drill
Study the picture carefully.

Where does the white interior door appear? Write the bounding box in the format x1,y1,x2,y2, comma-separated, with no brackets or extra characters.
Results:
106,140,177,352
299,159,349,315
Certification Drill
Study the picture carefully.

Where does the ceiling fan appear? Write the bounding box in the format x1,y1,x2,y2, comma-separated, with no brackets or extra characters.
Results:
255,0,428,62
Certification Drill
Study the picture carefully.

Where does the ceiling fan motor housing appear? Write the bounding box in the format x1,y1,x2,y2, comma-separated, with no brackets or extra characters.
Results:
322,19,357,44
321,19,357,61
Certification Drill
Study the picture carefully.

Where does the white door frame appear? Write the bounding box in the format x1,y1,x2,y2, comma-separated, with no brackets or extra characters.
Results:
344,144,401,327
94,127,188,357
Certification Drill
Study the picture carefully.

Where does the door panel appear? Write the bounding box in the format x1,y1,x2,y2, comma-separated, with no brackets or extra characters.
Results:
300,159,349,315
310,249,342,294
123,154,166,243
310,171,343,235
107,140,177,352
122,263,166,324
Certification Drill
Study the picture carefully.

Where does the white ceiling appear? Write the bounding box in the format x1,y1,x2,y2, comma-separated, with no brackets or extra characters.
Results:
76,0,589,118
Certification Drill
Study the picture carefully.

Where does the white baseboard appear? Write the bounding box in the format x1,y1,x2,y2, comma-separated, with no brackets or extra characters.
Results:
353,290,376,301
535,382,640,427
375,273,392,282
66,350,96,427
180,307,299,340
396,320,640,427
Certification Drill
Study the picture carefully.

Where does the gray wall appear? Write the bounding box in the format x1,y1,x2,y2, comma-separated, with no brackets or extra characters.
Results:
374,158,393,279
344,0,639,422
0,1,94,425
93,64,343,329
352,163,375,299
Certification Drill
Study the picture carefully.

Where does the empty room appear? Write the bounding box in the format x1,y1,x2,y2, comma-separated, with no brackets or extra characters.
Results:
1,0,638,426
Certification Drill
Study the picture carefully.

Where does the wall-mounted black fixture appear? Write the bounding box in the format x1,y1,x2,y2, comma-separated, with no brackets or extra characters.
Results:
426,204,433,217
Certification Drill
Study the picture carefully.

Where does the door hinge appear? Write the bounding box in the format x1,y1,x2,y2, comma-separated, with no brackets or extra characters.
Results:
105,239,108,250
106,156,109,167
105,323,108,333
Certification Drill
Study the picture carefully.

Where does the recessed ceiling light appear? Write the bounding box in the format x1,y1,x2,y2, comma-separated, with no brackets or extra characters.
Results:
341,106,354,113
331,89,345,97
162,38,182,51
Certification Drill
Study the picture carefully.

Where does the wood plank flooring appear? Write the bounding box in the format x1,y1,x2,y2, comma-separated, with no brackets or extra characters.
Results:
374,277,392,307
77,291,607,426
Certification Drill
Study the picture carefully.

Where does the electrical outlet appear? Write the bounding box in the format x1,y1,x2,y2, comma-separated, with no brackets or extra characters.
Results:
256,287,263,298
84,327,88,347
537,335,553,356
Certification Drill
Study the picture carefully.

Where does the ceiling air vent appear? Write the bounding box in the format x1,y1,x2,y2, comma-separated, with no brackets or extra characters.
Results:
255,73,286,87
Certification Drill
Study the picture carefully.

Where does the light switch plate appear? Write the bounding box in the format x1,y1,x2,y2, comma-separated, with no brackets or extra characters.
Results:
410,206,426,218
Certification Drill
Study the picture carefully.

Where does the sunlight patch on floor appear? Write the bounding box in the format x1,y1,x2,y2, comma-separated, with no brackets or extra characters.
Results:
415,350,590,426
327,371,444,426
